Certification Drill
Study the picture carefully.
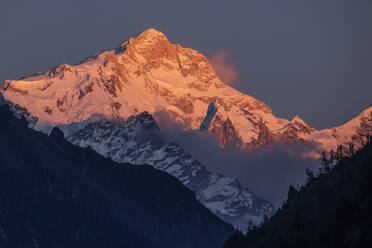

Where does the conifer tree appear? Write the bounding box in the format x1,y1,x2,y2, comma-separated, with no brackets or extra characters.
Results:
305,168,315,183
319,151,329,166
336,145,344,161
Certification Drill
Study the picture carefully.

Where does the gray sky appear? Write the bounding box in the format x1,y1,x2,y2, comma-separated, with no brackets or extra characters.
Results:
1,0,371,129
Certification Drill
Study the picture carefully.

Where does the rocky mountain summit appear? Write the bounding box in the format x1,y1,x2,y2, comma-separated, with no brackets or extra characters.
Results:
0,28,371,231
1,28,370,153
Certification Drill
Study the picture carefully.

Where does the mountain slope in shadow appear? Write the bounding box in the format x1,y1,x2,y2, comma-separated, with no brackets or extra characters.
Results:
0,104,234,248
223,140,372,248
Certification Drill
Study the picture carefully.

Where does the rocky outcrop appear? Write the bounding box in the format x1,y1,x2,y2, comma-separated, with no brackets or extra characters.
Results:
278,115,315,143
200,98,218,131
209,114,240,146
244,118,275,149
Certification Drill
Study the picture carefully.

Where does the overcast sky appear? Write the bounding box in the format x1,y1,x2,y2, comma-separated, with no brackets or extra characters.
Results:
1,0,371,129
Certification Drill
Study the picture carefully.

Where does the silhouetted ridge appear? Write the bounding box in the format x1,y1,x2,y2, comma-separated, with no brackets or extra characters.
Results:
223,141,372,248
0,104,234,248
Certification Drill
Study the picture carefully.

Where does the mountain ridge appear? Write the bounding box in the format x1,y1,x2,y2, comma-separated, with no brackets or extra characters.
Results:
0,103,235,248
60,111,275,232
0,27,370,231
1,28,370,155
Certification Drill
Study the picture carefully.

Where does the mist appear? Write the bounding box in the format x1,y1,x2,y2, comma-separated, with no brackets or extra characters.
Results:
155,117,320,207
208,51,239,87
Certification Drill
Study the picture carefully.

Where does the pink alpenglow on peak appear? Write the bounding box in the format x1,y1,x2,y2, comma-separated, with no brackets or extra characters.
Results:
0,28,371,156
1,28,371,232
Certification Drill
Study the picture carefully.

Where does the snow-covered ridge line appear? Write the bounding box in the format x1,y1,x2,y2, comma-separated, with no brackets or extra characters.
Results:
1,28,369,154
60,111,275,232
0,28,274,139
0,27,370,229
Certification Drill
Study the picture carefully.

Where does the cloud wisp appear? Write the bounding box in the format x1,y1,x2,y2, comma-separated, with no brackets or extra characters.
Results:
154,115,320,207
209,51,239,87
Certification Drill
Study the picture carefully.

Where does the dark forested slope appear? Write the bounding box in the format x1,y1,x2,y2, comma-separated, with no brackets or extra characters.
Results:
0,104,234,248
224,140,372,248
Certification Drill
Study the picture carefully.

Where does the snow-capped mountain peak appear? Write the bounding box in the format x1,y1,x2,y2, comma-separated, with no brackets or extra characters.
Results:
0,27,370,230
1,27,370,152
292,115,305,124
286,115,314,133
132,28,169,47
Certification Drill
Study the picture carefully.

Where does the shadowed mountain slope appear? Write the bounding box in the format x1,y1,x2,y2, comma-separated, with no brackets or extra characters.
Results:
0,104,234,248
223,141,372,248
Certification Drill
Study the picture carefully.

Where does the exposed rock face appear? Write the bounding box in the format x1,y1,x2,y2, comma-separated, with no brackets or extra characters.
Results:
200,98,218,131
278,115,316,143
209,114,239,146
244,118,275,150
